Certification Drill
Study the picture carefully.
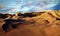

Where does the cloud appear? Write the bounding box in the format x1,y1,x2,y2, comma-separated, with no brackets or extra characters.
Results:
0,0,60,14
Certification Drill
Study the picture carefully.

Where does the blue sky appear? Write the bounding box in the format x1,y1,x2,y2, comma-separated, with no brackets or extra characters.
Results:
0,0,60,14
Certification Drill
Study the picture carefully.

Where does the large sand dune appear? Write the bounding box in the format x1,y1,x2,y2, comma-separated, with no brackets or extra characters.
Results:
0,10,60,36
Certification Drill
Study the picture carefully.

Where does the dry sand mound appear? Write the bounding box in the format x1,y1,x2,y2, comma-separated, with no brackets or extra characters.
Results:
0,10,60,36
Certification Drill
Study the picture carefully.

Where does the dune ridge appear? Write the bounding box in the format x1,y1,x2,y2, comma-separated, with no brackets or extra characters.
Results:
0,10,60,36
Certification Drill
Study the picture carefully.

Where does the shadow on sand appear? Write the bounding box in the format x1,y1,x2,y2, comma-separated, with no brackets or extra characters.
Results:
2,19,25,32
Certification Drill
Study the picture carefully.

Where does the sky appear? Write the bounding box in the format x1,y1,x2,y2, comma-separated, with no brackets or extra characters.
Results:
0,0,60,14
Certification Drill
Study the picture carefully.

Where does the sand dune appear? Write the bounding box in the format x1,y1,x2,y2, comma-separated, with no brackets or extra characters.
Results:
0,10,60,36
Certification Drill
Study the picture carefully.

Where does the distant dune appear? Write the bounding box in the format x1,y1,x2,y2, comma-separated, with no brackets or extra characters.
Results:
0,10,60,36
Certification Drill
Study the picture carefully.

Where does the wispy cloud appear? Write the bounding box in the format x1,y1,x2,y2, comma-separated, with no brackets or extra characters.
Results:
0,0,60,14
